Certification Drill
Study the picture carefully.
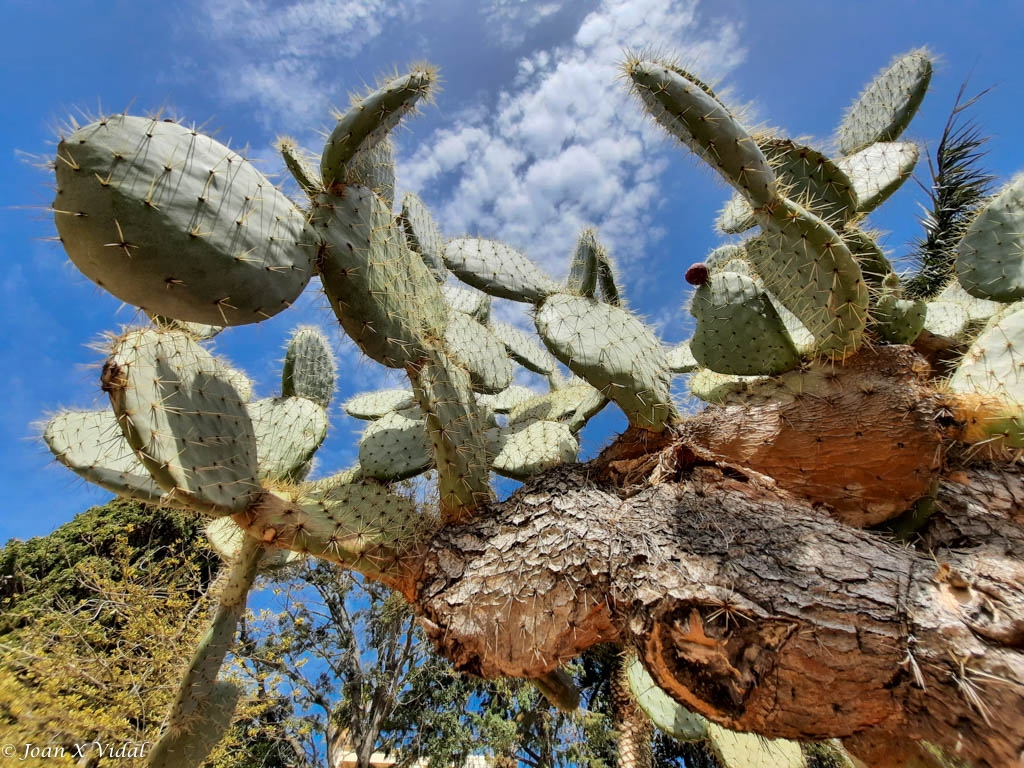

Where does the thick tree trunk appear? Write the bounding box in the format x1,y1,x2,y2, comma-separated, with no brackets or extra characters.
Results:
612,653,654,768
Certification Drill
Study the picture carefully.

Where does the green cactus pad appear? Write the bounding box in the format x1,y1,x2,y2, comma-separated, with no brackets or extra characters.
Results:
535,294,673,430
477,385,538,414
666,341,699,374
595,244,621,306
53,115,317,326
43,409,166,504
705,244,750,272
105,328,260,515
566,229,600,297
836,141,919,214
344,388,416,420
872,275,927,344
937,279,1002,322
343,138,396,209
838,49,933,155
508,384,608,433
314,184,448,368
221,364,254,404
625,656,708,741
320,67,435,189
489,320,558,375
442,283,492,323
718,139,857,231
282,326,337,408
751,199,868,358
205,517,302,571
444,311,514,394
955,174,1024,302
276,136,321,197
411,347,492,516
706,723,806,768
248,396,328,482
358,408,432,481
688,368,765,405
444,238,560,303
399,192,448,283
148,681,242,768
625,59,776,207
923,301,974,341
487,420,579,480
950,304,1024,403
148,313,224,341
690,271,802,376
841,227,894,288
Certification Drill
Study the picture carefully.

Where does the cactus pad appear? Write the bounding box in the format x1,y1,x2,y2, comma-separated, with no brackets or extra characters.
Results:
836,141,919,214
400,192,448,283
343,138,396,209
508,384,608,433
477,385,538,414
43,409,166,503
444,238,559,303
314,184,447,368
320,68,435,189
566,229,600,297
105,328,259,515
281,326,337,408
344,388,416,420
442,283,492,323
535,294,673,430
248,396,329,482
950,304,1024,402
955,174,1024,302
358,408,432,481
838,49,933,155
444,311,514,394
489,320,558,375
625,59,776,207
205,517,302,571
690,271,801,375
53,115,317,326
665,342,699,374
487,420,579,480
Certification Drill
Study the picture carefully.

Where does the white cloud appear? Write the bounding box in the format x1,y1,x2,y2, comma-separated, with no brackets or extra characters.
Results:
189,0,424,125
481,0,567,48
399,0,745,288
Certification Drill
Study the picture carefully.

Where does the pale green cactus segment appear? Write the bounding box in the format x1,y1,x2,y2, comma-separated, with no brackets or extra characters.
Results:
566,229,600,297
490,320,558,375
254,482,428,572
719,139,857,232
751,199,868,358
950,304,1024,403
477,385,537,414
625,656,708,741
691,271,802,376
105,328,260,515
205,517,303,571
248,397,328,482
838,49,933,156
444,238,560,303
43,409,166,504
688,368,765,405
487,420,579,481
595,246,621,306
535,294,673,430
706,722,806,768
282,326,337,408
923,301,974,341
320,67,435,189
53,114,317,326
508,384,607,434
149,535,262,768
358,409,432,481
344,389,416,420
303,464,365,495
666,341,698,374
937,279,1002,323
344,138,396,209
276,136,321,197
625,59,776,208
442,283,491,323
443,312,513,394
835,141,919,214
872,278,927,344
411,348,492,516
314,185,448,368
399,192,448,283
148,313,223,341
221,364,254,404
147,681,242,768
705,244,750,273
841,227,893,289
955,174,1024,302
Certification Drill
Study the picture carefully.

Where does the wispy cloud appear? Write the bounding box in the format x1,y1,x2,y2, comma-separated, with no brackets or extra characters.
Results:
480,0,567,48
398,0,745,283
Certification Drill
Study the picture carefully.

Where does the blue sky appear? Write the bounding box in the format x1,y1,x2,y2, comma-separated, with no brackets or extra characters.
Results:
3,0,1023,541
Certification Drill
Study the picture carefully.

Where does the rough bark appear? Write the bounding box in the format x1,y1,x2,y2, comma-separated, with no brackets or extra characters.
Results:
612,654,654,768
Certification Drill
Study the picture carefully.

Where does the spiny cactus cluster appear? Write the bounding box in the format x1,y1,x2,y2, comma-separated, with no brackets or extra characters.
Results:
38,44,1024,767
